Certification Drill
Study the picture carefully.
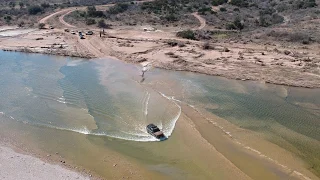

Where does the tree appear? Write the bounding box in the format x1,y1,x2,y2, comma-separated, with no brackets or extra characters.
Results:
41,3,50,8
28,5,43,15
87,6,97,16
230,0,249,7
97,19,108,28
87,6,104,17
212,0,228,6
164,14,178,22
234,17,244,30
107,3,129,14
38,23,45,29
8,2,16,8
4,15,12,24
226,17,244,30
19,2,24,9
18,21,25,27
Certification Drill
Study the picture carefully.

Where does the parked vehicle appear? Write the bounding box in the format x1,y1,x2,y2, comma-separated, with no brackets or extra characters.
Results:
64,29,70,32
86,31,93,35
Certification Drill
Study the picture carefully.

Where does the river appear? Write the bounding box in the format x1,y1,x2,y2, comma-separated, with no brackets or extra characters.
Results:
0,51,319,179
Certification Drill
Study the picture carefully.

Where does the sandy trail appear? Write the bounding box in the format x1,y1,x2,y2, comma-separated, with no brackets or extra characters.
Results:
39,8,75,25
58,9,79,28
56,0,154,29
78,37,104,58
192,12,206,30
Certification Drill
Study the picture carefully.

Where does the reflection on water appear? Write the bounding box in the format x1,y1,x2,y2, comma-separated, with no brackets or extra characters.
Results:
0,51,180,142
0,50,319,177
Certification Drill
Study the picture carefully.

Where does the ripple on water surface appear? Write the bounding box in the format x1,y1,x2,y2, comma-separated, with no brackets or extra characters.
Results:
0,52,181,142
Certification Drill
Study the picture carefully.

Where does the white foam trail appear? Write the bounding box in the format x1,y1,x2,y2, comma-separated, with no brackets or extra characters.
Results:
45,125,91,135
45,124,160,142
56,100,67,104
2,92,181,142
162,106,181,137
144,92,150,116
158,92,182,137
92,129,159,142
70,127,91,135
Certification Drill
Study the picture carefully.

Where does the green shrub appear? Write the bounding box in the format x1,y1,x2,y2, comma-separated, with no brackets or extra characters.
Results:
296,0,317,9
97,19,108,28
41,3,50,8
8,2,15,8
18,21,25,27
86,18,96,25
164,14,178,22
226,17,244,30
230,0,249,7
87,6,104,17
38,23,45,29
19,2,24,9
107,3,129,14
234,17,244,30
220,7,227,11
28,5,42,15
176,30,196,40
212,0,228,6
198,7,212,15
4,15,12,23
226,23,236,30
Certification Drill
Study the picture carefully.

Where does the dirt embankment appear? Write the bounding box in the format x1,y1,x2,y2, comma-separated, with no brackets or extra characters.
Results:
0,6,319,88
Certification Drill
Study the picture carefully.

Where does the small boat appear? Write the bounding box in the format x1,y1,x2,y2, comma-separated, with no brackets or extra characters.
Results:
146,124,166,140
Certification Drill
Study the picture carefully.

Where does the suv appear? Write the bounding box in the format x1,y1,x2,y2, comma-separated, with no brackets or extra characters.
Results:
146,124,166,139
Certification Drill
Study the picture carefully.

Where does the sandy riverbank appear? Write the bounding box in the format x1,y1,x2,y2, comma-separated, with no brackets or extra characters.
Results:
0,145,89,180
0,26,319,88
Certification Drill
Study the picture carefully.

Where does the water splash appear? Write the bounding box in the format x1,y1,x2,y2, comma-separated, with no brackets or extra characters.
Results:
158,92,182,137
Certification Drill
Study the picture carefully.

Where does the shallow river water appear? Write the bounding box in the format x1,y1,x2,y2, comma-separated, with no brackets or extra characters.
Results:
0,51,319,179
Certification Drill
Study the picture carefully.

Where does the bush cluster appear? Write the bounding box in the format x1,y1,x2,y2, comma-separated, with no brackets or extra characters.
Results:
28,5,42,15
176,30,197,40
107,3,129,14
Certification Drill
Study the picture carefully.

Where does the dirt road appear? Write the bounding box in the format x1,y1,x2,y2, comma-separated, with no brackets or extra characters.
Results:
58,9,79,28
39,8,75,25
192,12,206,30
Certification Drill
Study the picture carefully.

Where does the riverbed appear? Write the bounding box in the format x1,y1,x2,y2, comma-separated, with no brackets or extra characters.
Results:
0,51,319,179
